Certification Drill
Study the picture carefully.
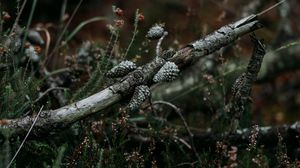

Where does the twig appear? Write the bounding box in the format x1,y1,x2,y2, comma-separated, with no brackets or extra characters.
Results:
123,9,140,59
64,17,106,44
59,0,68,31
9,0,28,35
257,40,300,82
156,32,168,57
6,106,44,168
257,0,287,16
47,0,83,64
36,27,51,67
33,87,67,104
173,135,191,149
108,31,120,60
43,68,68,106
152,101,200,158
176,161,198,167
45,68,71,77
0,2,3,35
104,32,115,58
21,0,37,52
242,0,264,17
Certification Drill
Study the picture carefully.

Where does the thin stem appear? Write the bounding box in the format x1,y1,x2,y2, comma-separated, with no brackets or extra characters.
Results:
22,1,42,80
0,2,3,35
123,9,140,60
59,0,68,31
104,33,114,58
275,40,300,52
46,68,71,77
22,56,31,80
36,27,51,66
33,87,67,104
156,31,168,57
10,0,28,35
152,101,200,158
257,0,287,16
21,0,37,52
64,17,106,44
47,0,83,64
96,148,104,168
6,106,44,168
104,30,120,69
87,31,120,96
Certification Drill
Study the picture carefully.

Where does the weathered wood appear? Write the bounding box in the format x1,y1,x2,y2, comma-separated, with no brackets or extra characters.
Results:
0,15,262,136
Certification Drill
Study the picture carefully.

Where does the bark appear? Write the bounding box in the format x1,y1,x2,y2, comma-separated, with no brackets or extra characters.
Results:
0,15,262,137
191,121,300,152
127,121,300,157
227,35,266,132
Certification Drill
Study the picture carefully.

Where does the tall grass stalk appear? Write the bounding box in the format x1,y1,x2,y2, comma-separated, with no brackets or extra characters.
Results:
21,0,37,52
47,0,83,64
6,106,44,168
64,16,106,44
123,9,140,60
275,39,300,52
9,0,27,35
21,0,37,80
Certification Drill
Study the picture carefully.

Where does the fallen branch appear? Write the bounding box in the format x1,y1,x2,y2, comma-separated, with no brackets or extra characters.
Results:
191,121,300,152
129,121,300,152
0,15,262,137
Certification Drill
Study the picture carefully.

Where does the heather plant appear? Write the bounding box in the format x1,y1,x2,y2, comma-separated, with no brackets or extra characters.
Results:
1,0,300,167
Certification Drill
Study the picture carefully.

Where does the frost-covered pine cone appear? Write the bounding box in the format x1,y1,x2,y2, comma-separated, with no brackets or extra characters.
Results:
153,61,179,82
146,24,165,39
127,85,151,112
106,60,137,78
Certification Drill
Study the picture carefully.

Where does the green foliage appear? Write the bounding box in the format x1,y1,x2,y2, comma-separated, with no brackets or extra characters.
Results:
52,144,67,168
17,140,56,167
71,53,112,102
0,68,42,118
2,1,300,168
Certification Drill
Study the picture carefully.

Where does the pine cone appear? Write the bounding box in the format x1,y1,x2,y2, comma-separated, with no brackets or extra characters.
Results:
127,85,150,112
153,61,179,82
146,24,164,40
106,60,137,78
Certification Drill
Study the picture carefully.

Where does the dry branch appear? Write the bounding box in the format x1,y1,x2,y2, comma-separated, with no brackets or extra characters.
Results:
0,15,262,137
228,35,266,132
190,121,300,151
128,121,300,152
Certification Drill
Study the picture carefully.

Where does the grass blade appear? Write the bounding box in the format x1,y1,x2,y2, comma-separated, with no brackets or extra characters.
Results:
64,17,106,44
